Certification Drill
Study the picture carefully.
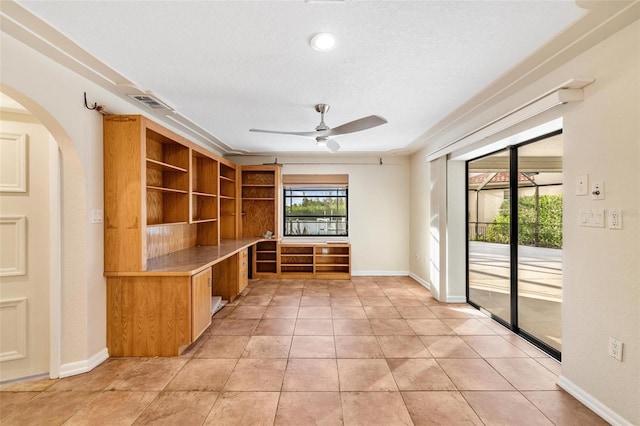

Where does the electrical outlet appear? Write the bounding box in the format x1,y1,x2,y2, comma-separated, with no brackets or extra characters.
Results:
608,209,623,229
608,337,623,361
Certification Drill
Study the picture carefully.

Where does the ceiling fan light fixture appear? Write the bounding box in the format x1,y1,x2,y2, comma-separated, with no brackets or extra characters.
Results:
316,137,328,147
310,33,336,52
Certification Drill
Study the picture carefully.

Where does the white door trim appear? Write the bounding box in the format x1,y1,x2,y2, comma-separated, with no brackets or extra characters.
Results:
48,136,61,379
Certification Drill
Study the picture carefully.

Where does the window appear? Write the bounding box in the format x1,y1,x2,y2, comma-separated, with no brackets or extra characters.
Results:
283,174,348,237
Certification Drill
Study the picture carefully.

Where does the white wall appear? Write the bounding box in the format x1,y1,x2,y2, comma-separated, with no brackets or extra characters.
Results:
231,155,411,275
410,19,640,424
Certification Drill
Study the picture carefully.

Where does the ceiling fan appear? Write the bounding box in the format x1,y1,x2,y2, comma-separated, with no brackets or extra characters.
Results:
249,104,387,153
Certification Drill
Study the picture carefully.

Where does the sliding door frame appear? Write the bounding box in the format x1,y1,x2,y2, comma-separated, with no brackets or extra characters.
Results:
466,129,563,361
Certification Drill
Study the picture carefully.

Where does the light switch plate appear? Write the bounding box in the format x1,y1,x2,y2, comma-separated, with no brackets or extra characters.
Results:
576,175,588,196
91,209,104,224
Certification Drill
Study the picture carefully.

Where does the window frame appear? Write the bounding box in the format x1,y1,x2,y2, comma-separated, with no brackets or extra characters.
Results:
282,185,349,237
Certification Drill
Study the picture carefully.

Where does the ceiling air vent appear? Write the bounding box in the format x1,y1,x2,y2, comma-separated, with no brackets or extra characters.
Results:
127,94,174,111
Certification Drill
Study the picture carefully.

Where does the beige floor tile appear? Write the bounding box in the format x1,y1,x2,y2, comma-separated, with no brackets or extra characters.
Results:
463,391,553,425
419,335,480,358
302,288,331,297
165,359,236,391
300,296,331,306
195,335,250,358
501,333,553,357
48,358,138,391
223,359,286,391
64,390,157,425
437,359,514,390
370,318,415,335
204,391,279,426
396,305,437,319
330,296,362,306
337,359,397,391
486,358,559,390
355,287,386,297
108,358,187,391
276,288,303,296
294,319,334,335
522,390,609,425
331,306,368,319
0,391,38,420
335,336,384,358
341,391,412,426
535,357,562,376
333,319,374,335
329,288,359,298
430,305,485,319
241,336,292,359
0,390,99,425
298,306,332,318
133,391,218,425
477,318,514,335
282,358,339,391
442,318,497,335
359,296,393,306
211,306,235,319
406,319,454,335
270,295,301,306
0,376,57,392
378,335,431,358
211,319,259,335
387,358,456,390
239,295,272,306
262,306,299,319
388,296,425,307
253,318,296,335
461,335,529,358
381,288,416,298
402,391,483,425
289,336,336,358
275,392,343,426
363,306,402,319
227,305,266,319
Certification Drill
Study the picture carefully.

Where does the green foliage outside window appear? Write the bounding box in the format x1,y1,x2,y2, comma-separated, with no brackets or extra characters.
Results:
484,194,562,249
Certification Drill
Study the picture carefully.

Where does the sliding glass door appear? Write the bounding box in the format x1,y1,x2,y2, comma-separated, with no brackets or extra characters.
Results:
467,131,563,358
467,149,512,326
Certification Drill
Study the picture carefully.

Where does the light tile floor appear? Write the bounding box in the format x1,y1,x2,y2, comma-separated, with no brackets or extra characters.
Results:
0,276,607,425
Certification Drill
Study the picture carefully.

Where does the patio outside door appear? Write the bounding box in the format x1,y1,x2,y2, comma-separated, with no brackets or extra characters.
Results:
467,131,563,359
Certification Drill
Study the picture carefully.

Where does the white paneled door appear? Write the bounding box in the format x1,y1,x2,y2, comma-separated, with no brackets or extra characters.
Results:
0,109,52,381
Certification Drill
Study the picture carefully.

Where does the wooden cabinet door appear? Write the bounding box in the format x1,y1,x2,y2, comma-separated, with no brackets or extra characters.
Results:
192,268,212,341
238,248,249,293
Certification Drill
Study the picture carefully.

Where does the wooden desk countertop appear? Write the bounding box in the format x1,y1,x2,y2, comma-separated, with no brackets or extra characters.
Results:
104,237,266,277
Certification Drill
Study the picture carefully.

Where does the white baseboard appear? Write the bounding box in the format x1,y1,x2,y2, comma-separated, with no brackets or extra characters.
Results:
557,375,632,426
446,295,467,303
58,347,109,379
351,271,409,276
408,273,431,291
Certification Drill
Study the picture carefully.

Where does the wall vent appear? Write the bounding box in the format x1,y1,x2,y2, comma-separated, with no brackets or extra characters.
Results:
127,94,174,111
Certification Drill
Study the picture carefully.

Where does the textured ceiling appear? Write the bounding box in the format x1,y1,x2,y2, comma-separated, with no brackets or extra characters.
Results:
18,1,584,155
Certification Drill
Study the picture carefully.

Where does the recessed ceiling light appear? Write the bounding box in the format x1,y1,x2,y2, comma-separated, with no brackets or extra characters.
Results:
310,33,336,52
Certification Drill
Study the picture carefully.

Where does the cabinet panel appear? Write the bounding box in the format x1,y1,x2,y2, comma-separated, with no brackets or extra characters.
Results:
106,276,191,357
192,268,212,341
238,248,249,293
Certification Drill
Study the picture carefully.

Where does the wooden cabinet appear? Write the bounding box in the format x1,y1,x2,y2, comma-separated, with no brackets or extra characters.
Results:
253,240,278,277
238,248,249,293
219,162,239,240
275,242,351,279
191,268,212,341
241,165,280,238
314,244,351,278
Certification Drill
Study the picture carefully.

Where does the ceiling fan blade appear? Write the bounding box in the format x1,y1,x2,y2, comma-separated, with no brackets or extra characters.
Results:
249,128,318,137
324,115,387,136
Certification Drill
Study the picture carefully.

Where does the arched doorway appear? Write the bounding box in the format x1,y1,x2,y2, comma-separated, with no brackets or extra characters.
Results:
0,90,63,381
